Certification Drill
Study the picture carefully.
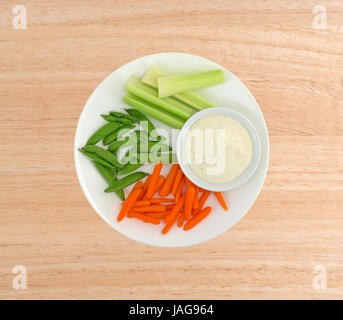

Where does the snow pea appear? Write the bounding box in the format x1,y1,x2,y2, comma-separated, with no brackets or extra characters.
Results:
86,122,123,145
109,111,139,123
93,161,125,200
117,163,143,176
108,136,131,153
83,145,124,168
78,148,116,169
104,171,149,193
125,108,155,133
102,124,135,146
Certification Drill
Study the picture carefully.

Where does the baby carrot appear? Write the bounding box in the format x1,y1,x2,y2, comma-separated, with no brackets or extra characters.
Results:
144,162,163,199
174,176,185,202
171,169,183,196
162,211,182,235
184,207,212,231
150,198,175,204
155,175,165,193
117,182,143,222
184,177,199,209
134,205,167,212
185,177,196,189
177,212,185,227
159,164,179,197
128,212,160,225
198,190,211,211
132,200,151,207
164,195,185,225
214,192,228,211
137,175,152,200
193,187,199,210
145,212,168,219
184,186,195,220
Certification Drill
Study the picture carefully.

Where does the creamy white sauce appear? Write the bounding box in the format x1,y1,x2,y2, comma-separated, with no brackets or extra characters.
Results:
185,115,253,183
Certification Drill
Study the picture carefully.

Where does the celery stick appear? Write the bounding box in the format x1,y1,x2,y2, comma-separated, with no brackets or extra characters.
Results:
173,91,214,110
142,65,164,87
142,65,214,110
125,76,193,120
123,94,184,129
157,69,225,98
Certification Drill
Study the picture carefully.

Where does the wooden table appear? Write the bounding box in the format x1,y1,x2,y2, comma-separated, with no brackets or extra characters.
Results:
1,0,343,299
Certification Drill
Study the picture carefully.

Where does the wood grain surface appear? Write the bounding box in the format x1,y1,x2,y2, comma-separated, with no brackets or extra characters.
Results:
1,0,343,299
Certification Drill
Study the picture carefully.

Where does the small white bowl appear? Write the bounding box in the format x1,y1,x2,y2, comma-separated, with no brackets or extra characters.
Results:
177,107,261,191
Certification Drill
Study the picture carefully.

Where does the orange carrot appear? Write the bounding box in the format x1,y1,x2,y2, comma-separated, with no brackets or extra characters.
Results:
117,182,143,222
145,212,168,219
164,195,185,225
134,205,167,212
150,198,175,204
171,169,183,196
214,192,228,211
137,175,152,200
193,187,199,210
177,212,185,227
144,162,163,199
165,204,175,210
162,211,182,235
184,207,212,230
128,212,160,225
155,175,165,193
132,200,151,207
159,164,179,197
145,175,165,200
174,176,185,202
198,190,211,211
185,177,196,189
184,186,195,220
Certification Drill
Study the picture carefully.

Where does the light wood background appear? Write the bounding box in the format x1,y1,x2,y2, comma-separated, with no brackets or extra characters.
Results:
1,0,343,300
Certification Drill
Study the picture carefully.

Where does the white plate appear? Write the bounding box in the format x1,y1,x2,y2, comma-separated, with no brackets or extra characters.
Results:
74,52,269,248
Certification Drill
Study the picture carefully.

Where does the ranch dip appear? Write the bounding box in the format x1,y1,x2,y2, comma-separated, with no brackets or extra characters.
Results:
185,115,253,183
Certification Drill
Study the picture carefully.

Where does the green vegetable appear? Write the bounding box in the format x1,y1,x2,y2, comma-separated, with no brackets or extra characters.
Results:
150,134,166,142
78,148,116,169
133,130,166,143
117,163,143,175
134,130,149,142
109,111,139,122
102,124,135,146
125,138,171,154
125,108,155,134
111,135,139,164
123,94,184,129
125,76,193,120
149,152,177,164
148,141,172,152
157,69,225,98
104,172,149,193
93,161,125,200
124,138,172,164
83,145,124,168
101,114,133,125
173,91,214,111
142,65,214,110
137,141,157,152
108,136,131,153
86,122,123,145
141,65,164,87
